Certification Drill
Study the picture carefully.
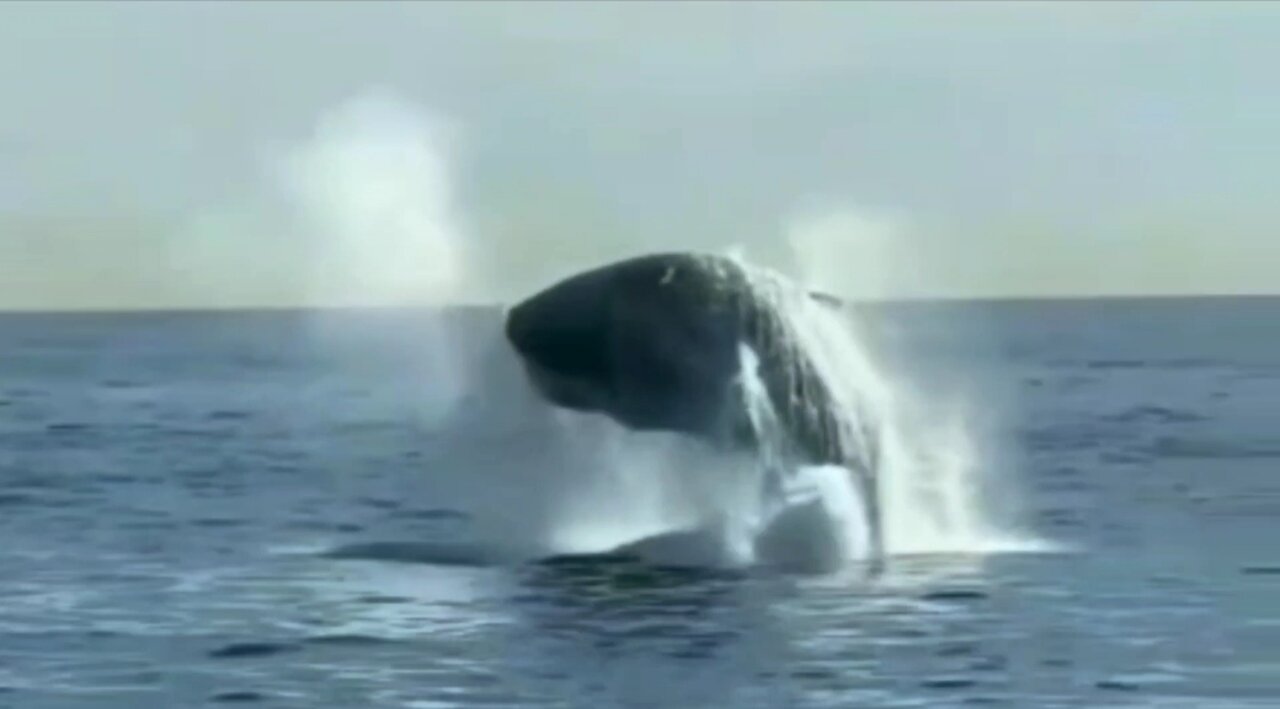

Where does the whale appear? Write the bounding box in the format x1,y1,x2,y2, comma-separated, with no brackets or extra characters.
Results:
503,252,884,562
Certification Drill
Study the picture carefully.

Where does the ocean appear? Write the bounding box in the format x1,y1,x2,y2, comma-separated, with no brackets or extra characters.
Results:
1,297,1277,708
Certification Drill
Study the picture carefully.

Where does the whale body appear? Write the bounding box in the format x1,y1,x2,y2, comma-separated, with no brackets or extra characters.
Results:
503,252,883,561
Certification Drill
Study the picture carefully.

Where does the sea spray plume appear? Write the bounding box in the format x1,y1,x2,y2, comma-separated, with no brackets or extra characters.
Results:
719,254,886,563
783,206,1037,555
786,207,904,302
271,91,473,427
275,90,468,307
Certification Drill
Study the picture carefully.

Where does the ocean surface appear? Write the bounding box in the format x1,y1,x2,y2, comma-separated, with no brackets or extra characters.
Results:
1,297,1278,708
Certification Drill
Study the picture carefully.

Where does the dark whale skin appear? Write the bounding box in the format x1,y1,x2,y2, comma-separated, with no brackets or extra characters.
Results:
504,252,883,560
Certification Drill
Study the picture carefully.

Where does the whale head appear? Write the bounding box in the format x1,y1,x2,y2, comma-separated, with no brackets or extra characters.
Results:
504,253,747,436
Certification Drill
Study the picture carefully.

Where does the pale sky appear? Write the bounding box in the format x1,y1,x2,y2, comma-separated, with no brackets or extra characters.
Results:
2,1,1278,309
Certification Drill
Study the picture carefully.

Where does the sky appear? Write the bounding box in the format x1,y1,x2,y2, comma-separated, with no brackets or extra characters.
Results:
2,1,1278,309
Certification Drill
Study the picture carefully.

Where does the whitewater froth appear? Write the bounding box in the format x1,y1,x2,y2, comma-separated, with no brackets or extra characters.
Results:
717,252,1036,565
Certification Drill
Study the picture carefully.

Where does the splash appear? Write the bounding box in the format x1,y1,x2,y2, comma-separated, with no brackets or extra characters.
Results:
468,245,1036,571
737,341,869,572
787,207,905,302
263,94,1045,570
271,91,475,427
771,207,1048,557
275,90,468,308
427,342,769,566
735,260,995,557
424,241,1045,572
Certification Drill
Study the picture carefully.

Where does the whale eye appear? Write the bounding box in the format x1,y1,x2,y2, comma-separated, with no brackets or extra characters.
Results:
659,266,677,286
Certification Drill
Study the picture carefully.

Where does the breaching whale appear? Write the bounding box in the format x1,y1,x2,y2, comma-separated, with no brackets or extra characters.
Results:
503,252,884,562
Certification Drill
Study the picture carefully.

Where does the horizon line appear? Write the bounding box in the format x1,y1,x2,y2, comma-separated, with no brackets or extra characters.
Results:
1,290,1278,316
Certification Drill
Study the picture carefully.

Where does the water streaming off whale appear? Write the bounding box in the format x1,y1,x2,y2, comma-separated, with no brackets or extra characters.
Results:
394,250,1046,573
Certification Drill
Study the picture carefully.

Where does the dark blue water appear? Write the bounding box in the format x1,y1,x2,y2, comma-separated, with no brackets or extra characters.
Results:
2,299,1278,707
